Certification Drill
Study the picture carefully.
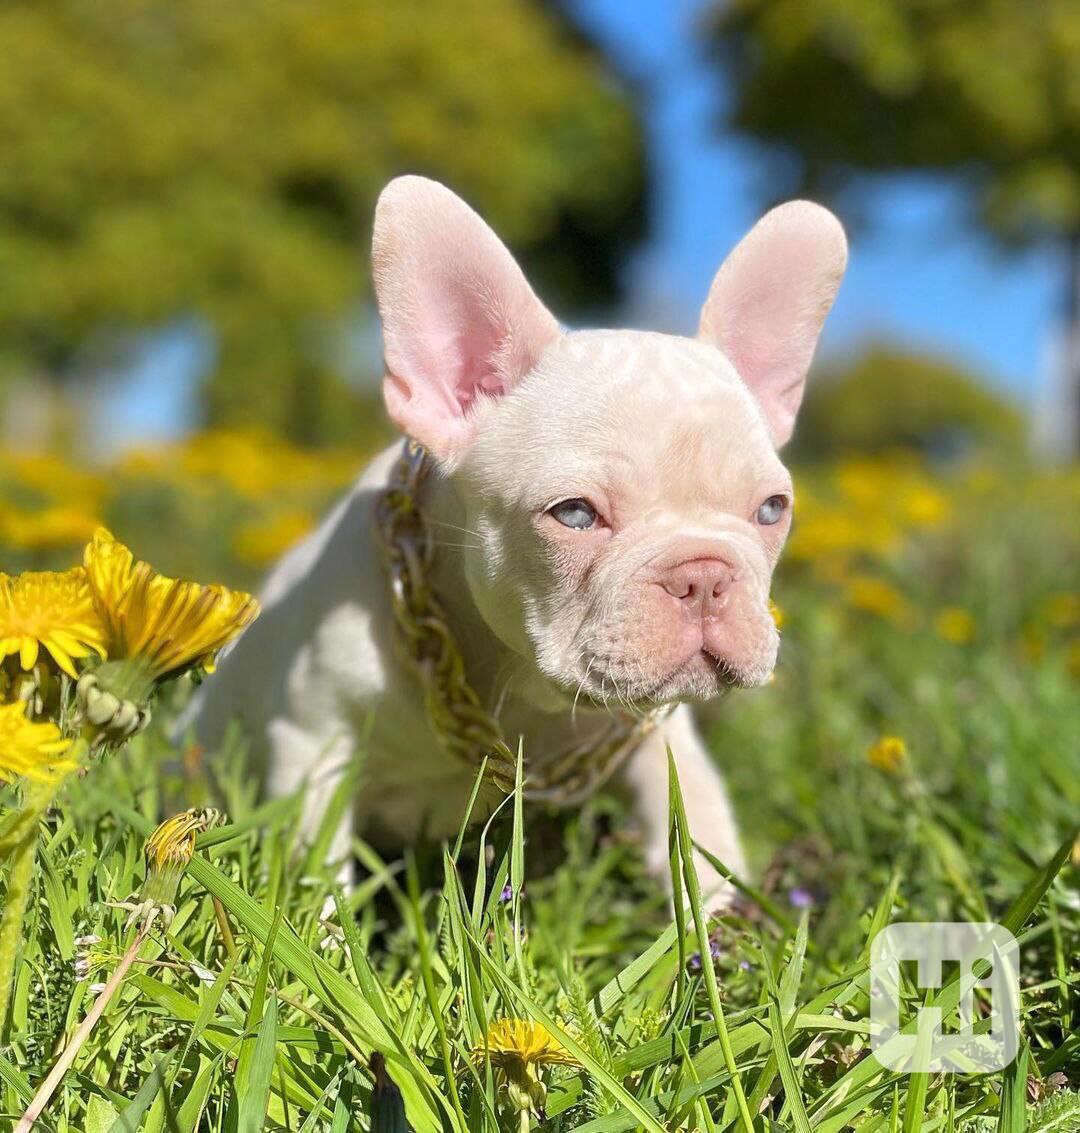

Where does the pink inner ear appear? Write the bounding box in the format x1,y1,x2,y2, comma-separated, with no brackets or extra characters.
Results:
373,177,560,461
698,201,847,447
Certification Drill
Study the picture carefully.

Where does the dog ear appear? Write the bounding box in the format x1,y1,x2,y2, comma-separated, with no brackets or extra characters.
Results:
372,176,561,463
698,201,847,447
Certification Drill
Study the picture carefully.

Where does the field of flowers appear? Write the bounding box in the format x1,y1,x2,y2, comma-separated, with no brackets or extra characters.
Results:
0,433,1076,1130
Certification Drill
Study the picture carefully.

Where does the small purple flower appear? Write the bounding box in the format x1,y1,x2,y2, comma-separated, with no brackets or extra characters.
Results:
687,938,723,972
499,882,515,904
788,886,815,909
739,959,752,971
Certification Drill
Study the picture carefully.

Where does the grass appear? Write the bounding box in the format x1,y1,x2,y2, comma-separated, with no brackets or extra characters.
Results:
0,453,1077,1130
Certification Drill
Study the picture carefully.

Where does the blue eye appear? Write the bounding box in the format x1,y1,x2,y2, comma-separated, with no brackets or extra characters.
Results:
549,498,597,530
756,495,787,525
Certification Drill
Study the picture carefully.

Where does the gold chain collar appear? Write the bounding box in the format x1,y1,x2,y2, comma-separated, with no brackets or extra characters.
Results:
374,440,662,803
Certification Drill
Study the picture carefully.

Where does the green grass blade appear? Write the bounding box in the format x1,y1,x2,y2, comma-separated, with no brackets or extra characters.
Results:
108,1051,175,1133
668,748,755,1133
237,994,279,1133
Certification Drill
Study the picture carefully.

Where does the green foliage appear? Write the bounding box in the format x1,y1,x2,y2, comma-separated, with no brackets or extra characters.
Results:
0,0,646,434
1,457,1077,1128
793,347,1026,460
705,0,1080,242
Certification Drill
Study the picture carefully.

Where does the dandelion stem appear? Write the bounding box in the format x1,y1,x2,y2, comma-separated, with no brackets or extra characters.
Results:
212,895,237,957
0,777,61,1038
0,822,37,1038
16,926,149,1132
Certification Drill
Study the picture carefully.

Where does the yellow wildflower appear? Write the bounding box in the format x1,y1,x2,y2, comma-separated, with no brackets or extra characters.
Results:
900,484,950,527
934,607,976,645
144,807,222,873
868,736,907,775
0,702,76,784
476,1019,578,1070
232,509,315,567
475,1018,578,1126
0,569,108,678
845,575,911,625
1,506,100,552
1043,593,1079,630
2,453,108,512
111,807,224,931
83,528,259,683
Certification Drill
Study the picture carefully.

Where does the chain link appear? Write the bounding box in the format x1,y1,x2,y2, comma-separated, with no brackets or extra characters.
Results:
374,440,662,803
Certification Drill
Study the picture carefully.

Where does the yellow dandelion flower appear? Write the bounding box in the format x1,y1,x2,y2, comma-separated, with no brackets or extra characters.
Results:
0,568,108,678
83,528,259,684
0,701,76,784
900,484,951,527
145,808,215,871
232,509,315,568
868,735,907,775
1043,593,1079,630
475,1018,578,1127
934,607,976,646
769,599,784,630
475,1019,578,1070
1,506,101,552
845,575,911,625
113,808,224,932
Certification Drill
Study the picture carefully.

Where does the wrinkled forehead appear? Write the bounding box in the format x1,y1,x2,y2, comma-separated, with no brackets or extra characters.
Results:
468,329,787,507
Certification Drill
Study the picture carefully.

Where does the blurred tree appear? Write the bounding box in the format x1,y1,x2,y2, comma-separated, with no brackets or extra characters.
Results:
791,346,1024,461
0,0,646,443
705,0,1080,456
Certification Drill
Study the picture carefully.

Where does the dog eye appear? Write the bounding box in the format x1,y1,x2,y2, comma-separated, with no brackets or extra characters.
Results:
549,498,597,530
755,495,787,525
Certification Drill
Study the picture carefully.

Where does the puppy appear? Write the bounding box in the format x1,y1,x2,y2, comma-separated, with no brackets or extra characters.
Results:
190,176,847,897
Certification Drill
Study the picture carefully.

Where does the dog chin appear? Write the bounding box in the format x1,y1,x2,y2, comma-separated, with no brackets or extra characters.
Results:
555,649,766,714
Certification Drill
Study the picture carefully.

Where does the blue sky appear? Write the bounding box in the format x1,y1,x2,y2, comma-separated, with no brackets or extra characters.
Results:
573,0,1061,399
103,0,1062,448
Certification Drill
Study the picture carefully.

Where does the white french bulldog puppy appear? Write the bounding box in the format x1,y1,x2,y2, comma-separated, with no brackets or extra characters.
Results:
190,176,846,897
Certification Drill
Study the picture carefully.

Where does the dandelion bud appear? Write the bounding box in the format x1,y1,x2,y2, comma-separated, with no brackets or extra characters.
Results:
112,808,224,932
473,1018,578,1128
76,670,152,744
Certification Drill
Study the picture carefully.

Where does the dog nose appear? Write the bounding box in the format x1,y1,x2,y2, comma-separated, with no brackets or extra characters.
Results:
659,558,734,614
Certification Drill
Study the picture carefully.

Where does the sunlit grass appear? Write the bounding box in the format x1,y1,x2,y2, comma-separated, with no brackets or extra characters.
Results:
0,444,1077,1129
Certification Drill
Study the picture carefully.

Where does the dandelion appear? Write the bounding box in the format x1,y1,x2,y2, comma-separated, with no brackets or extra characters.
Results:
0,569,107,678
768,599,784,629
868,735,907,775
1,506,100,552
474,1018,578,1127
232,508,315,567
1043,593,1079,630
934,607,976,645
84,528,259,683
844,575,911,625
900,484,951,527
0,702,76,785
110,808,224,931
77,529,259,735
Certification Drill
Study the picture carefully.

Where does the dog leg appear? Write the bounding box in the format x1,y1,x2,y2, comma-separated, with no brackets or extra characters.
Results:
618,703,746,906
266,717,356,879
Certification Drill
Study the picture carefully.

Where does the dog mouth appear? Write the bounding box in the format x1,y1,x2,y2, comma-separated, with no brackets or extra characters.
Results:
561,649,749,714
